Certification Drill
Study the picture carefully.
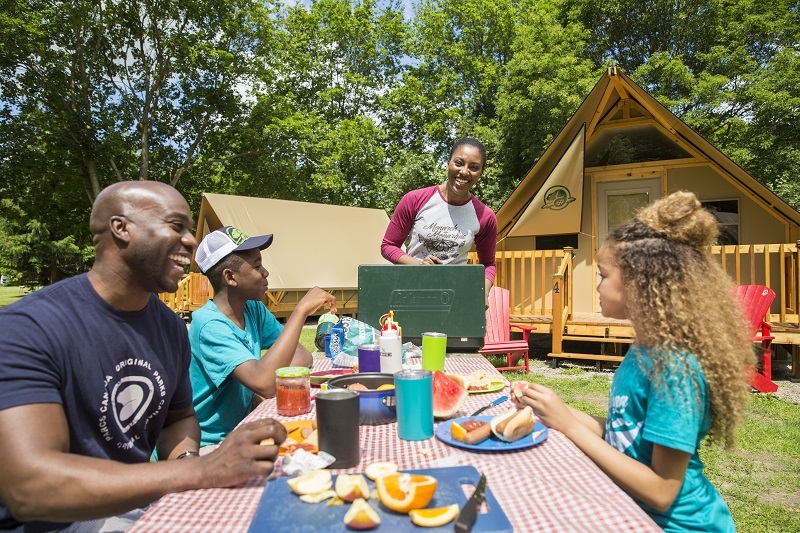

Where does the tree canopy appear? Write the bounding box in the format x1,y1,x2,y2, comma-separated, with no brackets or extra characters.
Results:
1,0,798,282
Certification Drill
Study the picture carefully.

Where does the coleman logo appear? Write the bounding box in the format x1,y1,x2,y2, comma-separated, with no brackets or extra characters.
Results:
541,186,576,210
389,289,454,311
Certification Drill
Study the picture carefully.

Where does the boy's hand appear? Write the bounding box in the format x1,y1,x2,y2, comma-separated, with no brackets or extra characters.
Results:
298,286,337,316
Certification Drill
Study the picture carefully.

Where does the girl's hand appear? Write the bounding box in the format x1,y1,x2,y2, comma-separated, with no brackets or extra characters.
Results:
514,382,578,436
509,381,529,408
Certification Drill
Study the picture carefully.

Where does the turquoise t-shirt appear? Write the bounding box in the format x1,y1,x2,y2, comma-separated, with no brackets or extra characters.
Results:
189,299,282,446
605,345,735,532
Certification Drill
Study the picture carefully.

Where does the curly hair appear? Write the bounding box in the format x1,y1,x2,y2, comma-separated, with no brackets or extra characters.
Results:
604,191,752,448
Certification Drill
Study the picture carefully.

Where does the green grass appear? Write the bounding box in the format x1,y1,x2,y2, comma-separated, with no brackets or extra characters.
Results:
501,359,800,533
300,327,316,352
0,285,29,309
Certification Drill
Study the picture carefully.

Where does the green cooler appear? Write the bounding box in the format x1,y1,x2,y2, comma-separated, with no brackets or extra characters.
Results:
357,264,486,351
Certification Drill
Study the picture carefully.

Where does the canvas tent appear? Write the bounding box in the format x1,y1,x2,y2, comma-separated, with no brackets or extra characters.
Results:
193,193,390,290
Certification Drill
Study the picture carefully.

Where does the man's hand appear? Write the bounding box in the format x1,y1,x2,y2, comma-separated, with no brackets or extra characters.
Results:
199,419,288,489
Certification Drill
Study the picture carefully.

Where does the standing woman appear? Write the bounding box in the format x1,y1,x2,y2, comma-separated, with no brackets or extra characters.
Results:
381,138,498,300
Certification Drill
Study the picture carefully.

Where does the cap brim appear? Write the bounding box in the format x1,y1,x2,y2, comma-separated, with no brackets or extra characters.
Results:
233,234,273,253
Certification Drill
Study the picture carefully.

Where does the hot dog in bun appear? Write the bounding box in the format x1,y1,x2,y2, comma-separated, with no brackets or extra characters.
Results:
489,406,536,442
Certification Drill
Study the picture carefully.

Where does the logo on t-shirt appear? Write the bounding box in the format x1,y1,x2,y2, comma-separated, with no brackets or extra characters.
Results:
420,222,465,261
98,357,167,449
606,394,643,452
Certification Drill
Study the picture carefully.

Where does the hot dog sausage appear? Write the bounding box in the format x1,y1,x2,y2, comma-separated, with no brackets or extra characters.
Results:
463,420,492,445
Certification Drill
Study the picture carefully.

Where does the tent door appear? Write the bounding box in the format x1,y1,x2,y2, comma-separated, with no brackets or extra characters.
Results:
596,178,661,245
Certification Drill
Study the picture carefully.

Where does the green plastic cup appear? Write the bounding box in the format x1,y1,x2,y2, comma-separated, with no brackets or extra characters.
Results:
421,332,447,371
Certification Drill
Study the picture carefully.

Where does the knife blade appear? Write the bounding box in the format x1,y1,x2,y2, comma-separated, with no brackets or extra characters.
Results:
469,395,508,417
454,473,486,533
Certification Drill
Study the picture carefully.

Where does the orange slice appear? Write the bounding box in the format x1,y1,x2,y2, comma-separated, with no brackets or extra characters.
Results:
450,421,467,442
375,473,437,513
409,503,460,527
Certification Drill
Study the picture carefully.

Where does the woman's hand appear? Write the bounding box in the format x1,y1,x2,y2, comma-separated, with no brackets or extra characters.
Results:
419,255,442,265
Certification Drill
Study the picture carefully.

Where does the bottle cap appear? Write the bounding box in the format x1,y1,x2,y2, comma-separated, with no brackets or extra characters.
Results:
275,366,310,378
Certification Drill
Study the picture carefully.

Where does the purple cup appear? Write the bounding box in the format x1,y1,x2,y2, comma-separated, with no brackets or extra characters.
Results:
357,344,381,372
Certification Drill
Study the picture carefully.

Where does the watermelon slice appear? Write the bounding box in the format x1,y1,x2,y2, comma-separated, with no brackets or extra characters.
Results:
432,371,468,419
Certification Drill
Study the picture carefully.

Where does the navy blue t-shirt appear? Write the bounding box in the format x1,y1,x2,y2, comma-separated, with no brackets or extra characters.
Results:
0,274,193,530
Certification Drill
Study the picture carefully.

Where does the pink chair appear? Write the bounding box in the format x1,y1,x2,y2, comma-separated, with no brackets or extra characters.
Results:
479,287,536,373
734,285,778,393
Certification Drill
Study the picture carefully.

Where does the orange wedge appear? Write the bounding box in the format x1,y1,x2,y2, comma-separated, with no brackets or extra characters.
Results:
450,421,467,442
375,473,437,513
409,504,460,527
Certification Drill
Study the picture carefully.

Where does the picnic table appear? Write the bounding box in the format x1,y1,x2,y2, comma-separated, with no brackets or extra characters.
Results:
129,356,659,532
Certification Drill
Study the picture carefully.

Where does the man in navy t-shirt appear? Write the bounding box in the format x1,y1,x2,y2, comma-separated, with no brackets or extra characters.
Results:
0,182,287,532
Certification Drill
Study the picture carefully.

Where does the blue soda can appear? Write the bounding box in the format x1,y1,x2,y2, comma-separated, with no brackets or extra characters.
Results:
395,369,433,440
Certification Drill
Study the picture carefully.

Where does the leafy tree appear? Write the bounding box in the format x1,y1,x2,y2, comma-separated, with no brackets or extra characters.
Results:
404,0,518,153
0,0,271,280
229,0,409,208
493,0,600,204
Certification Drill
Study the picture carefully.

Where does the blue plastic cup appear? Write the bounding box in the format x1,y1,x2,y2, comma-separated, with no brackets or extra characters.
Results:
395,369,433,440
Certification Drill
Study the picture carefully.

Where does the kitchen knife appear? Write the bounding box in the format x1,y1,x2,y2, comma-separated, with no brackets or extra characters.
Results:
454,473,487,533
469,395,508,417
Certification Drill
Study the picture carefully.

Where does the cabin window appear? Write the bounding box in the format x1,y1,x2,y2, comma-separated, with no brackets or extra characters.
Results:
586,124,691,166
535,234,579,250
702,199,739,245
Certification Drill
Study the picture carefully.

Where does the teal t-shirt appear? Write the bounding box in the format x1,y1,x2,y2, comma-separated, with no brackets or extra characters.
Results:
605,345,735,532
189,299,282,446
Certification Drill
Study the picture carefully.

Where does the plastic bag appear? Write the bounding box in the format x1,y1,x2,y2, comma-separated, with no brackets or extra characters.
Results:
281,449,335,476
330,316,380,368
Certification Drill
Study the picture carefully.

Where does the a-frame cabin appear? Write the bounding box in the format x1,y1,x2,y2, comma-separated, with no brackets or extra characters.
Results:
483,67,800,377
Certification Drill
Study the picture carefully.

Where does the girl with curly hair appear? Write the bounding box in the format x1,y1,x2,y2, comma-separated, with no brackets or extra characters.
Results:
512,191,752,531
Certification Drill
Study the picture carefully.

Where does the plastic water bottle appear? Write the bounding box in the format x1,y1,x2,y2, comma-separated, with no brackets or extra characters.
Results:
379,313,403,374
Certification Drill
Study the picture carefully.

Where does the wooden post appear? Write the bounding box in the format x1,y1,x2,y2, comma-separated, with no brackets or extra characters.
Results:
551,272,564,356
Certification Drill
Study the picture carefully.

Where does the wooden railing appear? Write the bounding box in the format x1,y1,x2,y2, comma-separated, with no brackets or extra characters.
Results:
159,272,356,319
160,243,800,329
470,249,568,317
473,243,800,329
710,243,800,326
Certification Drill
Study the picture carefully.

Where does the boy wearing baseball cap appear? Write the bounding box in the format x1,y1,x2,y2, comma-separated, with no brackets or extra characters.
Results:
189,226,336,446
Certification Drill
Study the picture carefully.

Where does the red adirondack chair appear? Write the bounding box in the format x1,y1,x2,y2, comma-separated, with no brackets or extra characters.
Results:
479,287,536,373
734,285,778,393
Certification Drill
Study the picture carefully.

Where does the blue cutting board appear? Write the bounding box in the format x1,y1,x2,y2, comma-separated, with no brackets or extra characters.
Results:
248,465,513,532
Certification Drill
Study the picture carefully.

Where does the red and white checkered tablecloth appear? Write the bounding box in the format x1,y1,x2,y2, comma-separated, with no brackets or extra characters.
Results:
130,356,659,532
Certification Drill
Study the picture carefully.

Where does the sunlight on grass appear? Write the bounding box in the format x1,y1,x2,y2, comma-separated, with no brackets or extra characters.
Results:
0,286,27,309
